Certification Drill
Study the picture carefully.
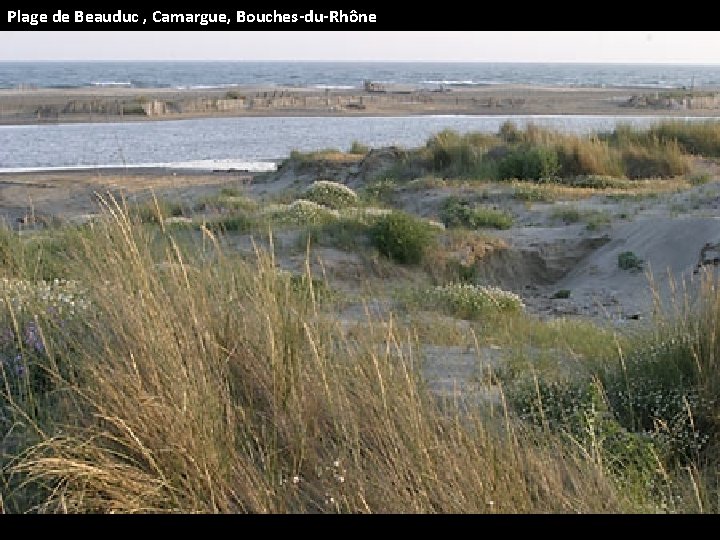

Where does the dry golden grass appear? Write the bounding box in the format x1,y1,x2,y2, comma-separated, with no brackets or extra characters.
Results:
512,178,693,202
290,149,365,164
0,198,629,513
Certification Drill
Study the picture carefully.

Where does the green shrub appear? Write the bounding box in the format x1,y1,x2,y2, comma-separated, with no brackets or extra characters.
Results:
552,289,571,299
599,337,714,462
369,211,437,265
585,211,612,231
303,181,359,210
440,197,513,230
618,251,644,271
498,145,560,181
509,378,665,492
509,330,717,468
363,179,398,204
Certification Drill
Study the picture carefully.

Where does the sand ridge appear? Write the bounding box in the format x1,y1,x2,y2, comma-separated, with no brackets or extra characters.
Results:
2,84,720,125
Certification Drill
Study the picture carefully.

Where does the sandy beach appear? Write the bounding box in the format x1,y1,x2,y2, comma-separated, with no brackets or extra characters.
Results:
2,84,720,124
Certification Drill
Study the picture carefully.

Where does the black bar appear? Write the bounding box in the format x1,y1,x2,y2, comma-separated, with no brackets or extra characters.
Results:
0,8,707,31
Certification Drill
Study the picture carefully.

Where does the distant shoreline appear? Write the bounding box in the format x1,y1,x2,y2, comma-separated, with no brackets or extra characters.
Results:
2,85,719,126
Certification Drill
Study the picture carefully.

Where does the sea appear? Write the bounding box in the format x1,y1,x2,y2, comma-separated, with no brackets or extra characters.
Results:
2,62,720,172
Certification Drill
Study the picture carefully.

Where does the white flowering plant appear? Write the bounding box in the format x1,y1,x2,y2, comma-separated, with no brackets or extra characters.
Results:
422,283,524,319
0,278,90,395
283,200,340,225
259,200,340,226
0,278,90,318
304,180,359,210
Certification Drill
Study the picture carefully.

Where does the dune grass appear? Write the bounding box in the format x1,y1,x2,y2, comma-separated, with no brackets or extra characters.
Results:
388,123,698,182
1,196,719,513
0,199,633,514
288,148,365,165
610,121,720,158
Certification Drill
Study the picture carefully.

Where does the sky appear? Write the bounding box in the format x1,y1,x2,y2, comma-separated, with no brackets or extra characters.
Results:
2,31,720,63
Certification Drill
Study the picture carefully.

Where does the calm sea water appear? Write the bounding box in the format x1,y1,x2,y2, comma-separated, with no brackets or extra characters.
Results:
2,115,719,173
2,62,720,90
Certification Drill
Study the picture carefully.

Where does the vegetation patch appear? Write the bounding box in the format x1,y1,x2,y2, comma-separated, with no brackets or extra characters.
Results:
440,197,513,230
551,206,582,224
202,213,257,234
420,283,524,319
618,251,644,271
361,179,398,205
303,180,359,210
349,141,370,155
498,144,560,181
299,217,372,252
134,199,186,224
288,148,364,165
369,211,438,265
391,123,697,183
263,199,340,226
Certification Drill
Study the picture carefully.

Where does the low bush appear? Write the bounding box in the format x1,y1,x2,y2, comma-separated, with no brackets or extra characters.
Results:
303,181,359,210
618,251,644,271
498,145,560,181
369,211,437,265
421,283,524,319
440,197,513,230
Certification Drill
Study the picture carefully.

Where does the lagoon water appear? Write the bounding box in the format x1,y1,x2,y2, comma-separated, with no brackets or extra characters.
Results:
1,115,719,173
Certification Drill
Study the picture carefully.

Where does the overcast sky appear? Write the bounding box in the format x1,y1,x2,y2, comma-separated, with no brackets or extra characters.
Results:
2,31,719,63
